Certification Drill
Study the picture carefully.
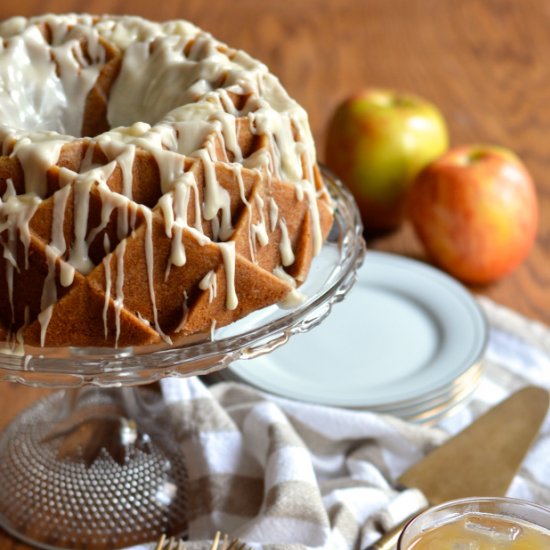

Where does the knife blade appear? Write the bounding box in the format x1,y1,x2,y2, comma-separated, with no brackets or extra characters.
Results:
368,385,549,550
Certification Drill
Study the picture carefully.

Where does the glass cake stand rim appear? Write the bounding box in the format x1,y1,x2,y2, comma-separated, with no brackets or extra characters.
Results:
0,167,366,388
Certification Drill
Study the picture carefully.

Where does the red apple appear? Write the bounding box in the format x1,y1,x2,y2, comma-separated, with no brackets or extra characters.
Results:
325,89,448,232
408,145,538,284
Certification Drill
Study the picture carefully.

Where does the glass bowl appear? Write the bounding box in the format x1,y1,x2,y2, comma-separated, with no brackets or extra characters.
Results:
398,497,550,549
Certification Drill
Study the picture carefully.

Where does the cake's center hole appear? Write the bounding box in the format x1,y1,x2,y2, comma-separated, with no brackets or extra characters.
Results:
1,30,204,139
0,26,114,138
2,25,234,141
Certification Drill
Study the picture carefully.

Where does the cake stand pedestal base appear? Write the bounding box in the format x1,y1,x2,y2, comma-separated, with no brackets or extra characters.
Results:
0,386,188,549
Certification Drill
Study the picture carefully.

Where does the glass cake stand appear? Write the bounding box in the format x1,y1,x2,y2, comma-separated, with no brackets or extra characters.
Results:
0,168,365,550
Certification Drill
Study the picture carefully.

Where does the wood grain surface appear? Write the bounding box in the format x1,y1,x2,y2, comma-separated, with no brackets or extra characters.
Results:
0,1,549,548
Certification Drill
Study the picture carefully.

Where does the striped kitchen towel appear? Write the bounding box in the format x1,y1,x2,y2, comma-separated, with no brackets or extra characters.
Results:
135,297,550,549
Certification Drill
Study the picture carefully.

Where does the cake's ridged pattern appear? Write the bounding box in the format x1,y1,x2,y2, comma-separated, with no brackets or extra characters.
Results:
0,14,333,348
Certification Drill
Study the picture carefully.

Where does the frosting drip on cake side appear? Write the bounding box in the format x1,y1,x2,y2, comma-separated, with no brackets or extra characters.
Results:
0,14,333,349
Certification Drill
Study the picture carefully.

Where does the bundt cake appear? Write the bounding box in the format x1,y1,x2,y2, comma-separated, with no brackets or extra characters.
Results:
0,14,333,349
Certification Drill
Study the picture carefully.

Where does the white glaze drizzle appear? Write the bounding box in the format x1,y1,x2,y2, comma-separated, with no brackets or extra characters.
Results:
194,148,233,240
273,266,305,308
99,140,136,199
172,290,189,334
67,163,116,274
268,197,279,233
102,254,112,340
198,269,217,304
37,306,54,347
0,14,329,346
233,164,255,262
37,245,59,346
5,261,14,323
304,181,323,256
15,306,30,348
1,257,14,325
278,218,295,267
251,194,268,247
3,221,16,324
158,171,202,279
141,206,172,344
0,183,40,322
212,112,242,162
170,176,192,266
103,233,111,254
0,181,40,270
59,262,75,288
218,241,238,310
50,183,71,255
113,239,126,347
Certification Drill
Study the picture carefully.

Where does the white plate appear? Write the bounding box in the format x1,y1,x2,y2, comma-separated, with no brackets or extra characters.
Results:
224,251,488,410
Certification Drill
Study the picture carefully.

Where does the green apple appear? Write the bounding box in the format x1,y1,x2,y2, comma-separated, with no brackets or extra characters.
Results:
325,89,449,232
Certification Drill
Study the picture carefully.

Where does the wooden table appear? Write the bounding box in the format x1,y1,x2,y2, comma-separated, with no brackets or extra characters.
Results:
0,1,549,548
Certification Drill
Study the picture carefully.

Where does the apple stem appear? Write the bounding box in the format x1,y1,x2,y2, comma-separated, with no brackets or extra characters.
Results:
467,150,487,164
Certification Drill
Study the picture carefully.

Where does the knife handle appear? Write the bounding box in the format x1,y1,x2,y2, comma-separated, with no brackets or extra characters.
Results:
364,505,428,550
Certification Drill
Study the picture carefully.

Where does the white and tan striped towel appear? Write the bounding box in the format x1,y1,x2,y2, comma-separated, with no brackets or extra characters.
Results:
135,297,550,549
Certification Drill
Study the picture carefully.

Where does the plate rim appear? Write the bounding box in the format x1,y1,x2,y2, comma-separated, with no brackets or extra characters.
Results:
226,251,489,409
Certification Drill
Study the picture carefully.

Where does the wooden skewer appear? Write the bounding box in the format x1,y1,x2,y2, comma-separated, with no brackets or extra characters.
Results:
156,531,251,550
211,531,221,549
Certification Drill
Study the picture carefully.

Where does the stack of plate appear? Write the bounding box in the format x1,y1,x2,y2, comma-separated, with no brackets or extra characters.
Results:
206,252,488,424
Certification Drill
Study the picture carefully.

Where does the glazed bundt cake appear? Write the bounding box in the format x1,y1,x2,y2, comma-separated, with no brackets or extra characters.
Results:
0,14,333,349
